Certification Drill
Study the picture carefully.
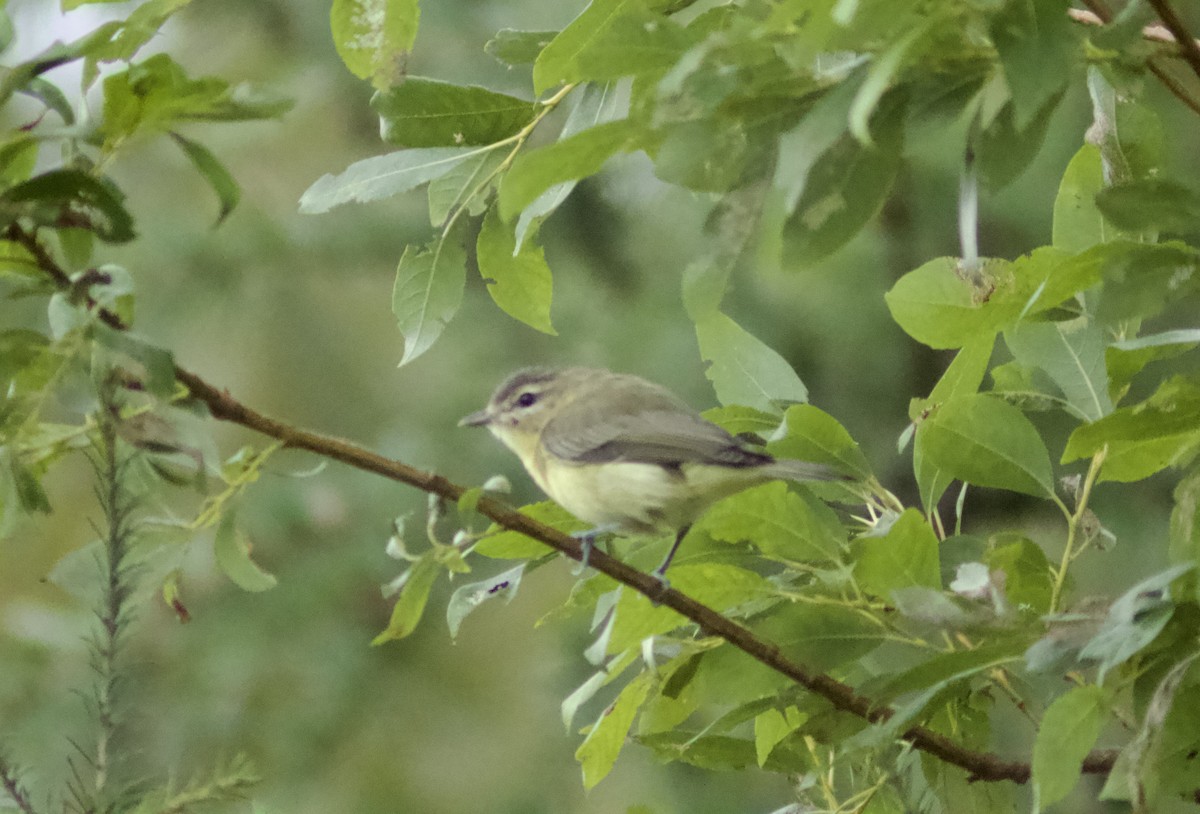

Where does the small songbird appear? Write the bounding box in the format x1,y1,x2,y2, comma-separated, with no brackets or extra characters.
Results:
460,367,842,580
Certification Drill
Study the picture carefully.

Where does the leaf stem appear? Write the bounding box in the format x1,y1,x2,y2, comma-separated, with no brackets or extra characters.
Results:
1050,446,1107,612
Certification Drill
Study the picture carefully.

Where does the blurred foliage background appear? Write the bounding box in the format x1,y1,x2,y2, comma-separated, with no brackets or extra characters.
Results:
1,0,1197,812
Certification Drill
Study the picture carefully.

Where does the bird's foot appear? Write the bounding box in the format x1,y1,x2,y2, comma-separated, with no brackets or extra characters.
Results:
570,526,616,575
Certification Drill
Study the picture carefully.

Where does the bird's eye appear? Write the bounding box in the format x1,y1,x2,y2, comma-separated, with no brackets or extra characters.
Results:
516,391,538,408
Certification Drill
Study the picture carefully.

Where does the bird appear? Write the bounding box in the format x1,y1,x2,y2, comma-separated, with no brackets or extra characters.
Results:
459,366,843,581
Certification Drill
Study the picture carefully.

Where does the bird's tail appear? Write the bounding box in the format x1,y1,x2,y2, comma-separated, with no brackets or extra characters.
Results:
762,458,847,483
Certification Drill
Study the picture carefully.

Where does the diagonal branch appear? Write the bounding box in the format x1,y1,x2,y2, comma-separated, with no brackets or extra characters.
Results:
1143,0,1200,82
19,223,1119,784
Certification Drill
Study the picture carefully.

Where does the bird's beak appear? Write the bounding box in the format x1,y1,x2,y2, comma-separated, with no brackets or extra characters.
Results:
458,408,492,427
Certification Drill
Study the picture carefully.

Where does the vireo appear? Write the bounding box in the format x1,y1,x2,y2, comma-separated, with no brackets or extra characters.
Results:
460,367,842,579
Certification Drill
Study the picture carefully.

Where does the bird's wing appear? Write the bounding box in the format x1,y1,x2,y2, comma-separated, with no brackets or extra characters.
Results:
542,378,771,468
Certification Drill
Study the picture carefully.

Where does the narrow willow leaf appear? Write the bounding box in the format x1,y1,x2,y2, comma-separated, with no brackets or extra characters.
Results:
300,146,474,213
476,206,556,335
699,481,843,563
576,671,653,788
694,311,808,412
1005,321,1113,422
392,219,468,366
214,512,277,592
372,553,441,644
446,563,525,638
373,77,535,147
852,509,940,598
330,0,419,91
848,27,921,146
911,334,995,422
917,393,1054,498
989,0,1074,129
426,147,506,226
1062,377,1200,482
533,0,692,94
498,119,636,221
1096,179,1200,234
169,131,240,225
754,708,806,767
1032,685,1107,811
773,76,856,212
769,404,871,478
486,29,556,66
514,82,626,249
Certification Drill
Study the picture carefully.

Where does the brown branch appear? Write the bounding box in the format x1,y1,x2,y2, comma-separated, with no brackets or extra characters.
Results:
1144,0,1200,81
0,759,39,814
16,228,1123,784
1076,0,1200,116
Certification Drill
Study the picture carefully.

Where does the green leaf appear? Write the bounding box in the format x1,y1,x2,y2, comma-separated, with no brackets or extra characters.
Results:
473,501,586,558
989,0,1075,129
373,78,535,147
446,563,524,638
330,0,419,91
1096,179,1200,235
299,146,476,213
1005,320,1113,422
1094,242,1200,325
913,437,954,513
694,311,808,412
652,118,749,193
852,509,940,598
986,536,1053,615
769,404,871,478
1169,469,1200,569
576,670,652,788
699,482,843,564
101,54,291,144
533,0,693,94
754,707,806,767
914,334,995,422
372,553,441,644
169,132,240,225
885,257,1001,350
92,325,177,398
1062,376,1200,482
498,119,637,221
476,206,556,335
427,148,506,226
755,602,885,673
1032,685,1107,811
916,393,1054,498
0,169,135,243
485,29,556,66
772,77,857,213
607,564,771,654
848,27,922,146
1107,330,1200,400
81,0,194,65
392,219,468,365
976,93,1062,190
780,119,902,265
214,512,277,592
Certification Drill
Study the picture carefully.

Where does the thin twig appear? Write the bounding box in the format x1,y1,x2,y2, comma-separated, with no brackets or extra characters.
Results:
0,758,39,814
18,227,1123,784
1143,0,1200,81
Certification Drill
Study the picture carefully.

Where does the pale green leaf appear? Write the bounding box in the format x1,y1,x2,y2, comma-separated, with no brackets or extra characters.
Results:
169,131,240,225
852,509,940,598
330,0,419,91
300,146,475,213
769,404,871,478
498,119,636,221
694,311,808,412
214,512,276,592
916,393,1054,497
372,554,440,644
699,482,843,563
1032,685,1107,811
446,563,524,638
392,220,468,365
476,206,556,334
576,671,653,788
1005,320,1113,422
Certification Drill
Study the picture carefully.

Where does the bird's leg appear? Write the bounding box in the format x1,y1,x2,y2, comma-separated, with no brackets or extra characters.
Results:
652,524,692,588
570,525,618,575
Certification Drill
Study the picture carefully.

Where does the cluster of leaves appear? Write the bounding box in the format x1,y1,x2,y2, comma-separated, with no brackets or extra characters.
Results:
0,2,292,811
315,0,1200,810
